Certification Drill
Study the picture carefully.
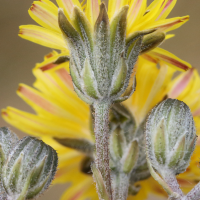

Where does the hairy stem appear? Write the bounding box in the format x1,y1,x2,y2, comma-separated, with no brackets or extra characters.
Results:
112,172,129,200
185,182,200,200
93,102,112,200
161,171,183,198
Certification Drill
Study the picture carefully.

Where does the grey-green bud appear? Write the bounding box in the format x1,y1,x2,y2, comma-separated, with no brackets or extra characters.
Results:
58,3,156,105
0,127,19,168
2,136,58,200
145,98,197,176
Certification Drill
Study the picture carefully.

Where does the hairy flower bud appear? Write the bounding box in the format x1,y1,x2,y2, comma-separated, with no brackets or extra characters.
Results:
2,136,58,200
58,3,155,105
0,127,19,168
145,98,197,176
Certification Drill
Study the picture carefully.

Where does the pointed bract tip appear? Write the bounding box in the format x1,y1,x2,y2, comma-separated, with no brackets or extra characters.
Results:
96,2,109,24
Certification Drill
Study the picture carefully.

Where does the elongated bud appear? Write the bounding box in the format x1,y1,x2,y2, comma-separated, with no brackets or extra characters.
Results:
0,127,18,168
2,136,58,200
110,127,125,160
122,140,139,174
141,31,165,54
145,98,197,176
91,164,111,200
54,137,94,156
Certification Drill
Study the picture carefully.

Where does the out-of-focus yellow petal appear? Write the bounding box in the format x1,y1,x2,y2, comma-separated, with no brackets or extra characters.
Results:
60,175,92,200
56,0,82,20
2,107,91,140
146,47,192,71
132,0,164,32
33,67,89,122
77,184,99,200
168,68,195,99
127,0,147,34
19,25,66,50
148,16,189,32
28,1,60,32
165,34,175,39
108,0,129,19
40,0,58,8
157,0,177,20
85,0,100,27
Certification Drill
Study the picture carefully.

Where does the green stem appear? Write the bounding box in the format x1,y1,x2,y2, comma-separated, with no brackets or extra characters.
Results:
112,172,129,200
93,102,112,200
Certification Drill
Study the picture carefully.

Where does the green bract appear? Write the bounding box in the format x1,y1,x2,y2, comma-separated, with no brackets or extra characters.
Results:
58,3,161,105
145,98,197,176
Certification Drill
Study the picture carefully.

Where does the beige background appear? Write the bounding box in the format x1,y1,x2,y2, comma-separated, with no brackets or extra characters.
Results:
0,0,200,199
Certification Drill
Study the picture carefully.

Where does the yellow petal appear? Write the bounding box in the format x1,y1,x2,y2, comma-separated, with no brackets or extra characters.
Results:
146,47,191,71
19,25,66,50
56,0,82,20
108,0,129,19
148,16,189,32
2,107,91,139
85,0,100,27
165,34,175,39
168,68,195,99
127,0,147,34
33,67,89,123
17,84,80,121
40,0,58,8
29,1,60,32
157,0,177,20
60,175,92,200
131,0,164,32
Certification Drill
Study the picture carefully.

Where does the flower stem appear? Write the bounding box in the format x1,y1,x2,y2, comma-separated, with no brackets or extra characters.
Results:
161,171,183,198
112,172,129,200
93,102,112,200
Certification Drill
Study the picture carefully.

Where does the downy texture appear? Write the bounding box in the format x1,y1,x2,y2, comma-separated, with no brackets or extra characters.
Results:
145,99,197,176
2,53,200,200
2,136,58,200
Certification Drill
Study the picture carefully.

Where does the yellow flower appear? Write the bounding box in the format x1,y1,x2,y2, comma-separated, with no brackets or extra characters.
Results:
2,51,200,200
19,0,191,71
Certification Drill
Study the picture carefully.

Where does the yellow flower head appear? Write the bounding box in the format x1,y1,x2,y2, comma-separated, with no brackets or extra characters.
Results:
19,0,191,71
2,52,200,200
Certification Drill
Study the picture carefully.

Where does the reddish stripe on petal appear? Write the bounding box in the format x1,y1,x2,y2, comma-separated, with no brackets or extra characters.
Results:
18,85,57,114
55,68,74,89
151,51,190,71
192,108,200,117
40,63,58,71
142,54,158,64
1,111,8,117
158,0,173,19
70,190,83,200
45,52,55,59
168,68,194,98
156,16,189,31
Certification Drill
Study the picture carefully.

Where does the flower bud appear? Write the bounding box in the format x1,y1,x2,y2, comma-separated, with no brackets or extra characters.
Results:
0,127,19,168
141,31,165,54
2,136,58,200
145,98,197,175
58,3,155,105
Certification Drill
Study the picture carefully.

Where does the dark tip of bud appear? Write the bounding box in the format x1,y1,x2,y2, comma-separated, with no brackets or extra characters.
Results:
54,56,70,64
141,31,165,54
80,157,93,175
95,2,109,30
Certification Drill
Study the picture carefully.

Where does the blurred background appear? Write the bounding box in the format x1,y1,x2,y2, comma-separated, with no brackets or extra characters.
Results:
0,0,200,199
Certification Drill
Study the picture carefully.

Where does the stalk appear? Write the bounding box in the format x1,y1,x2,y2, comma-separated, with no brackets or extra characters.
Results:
112,172,129,200
93,102,112,200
